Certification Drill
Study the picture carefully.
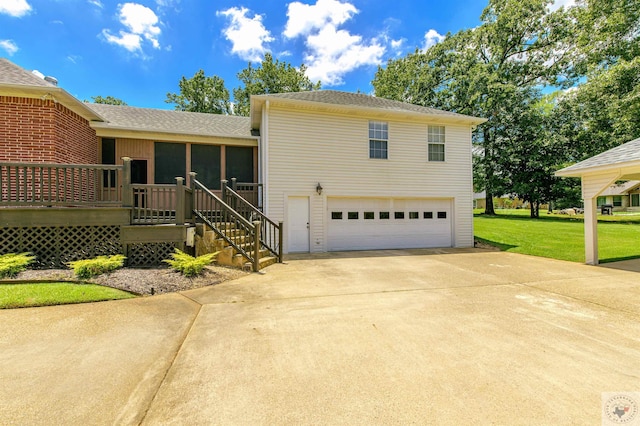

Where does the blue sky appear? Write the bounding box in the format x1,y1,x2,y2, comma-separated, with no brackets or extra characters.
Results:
0,0,568,109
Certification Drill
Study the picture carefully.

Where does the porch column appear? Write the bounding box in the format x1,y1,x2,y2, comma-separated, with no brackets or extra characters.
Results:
583,196,598,265
580,171,620,265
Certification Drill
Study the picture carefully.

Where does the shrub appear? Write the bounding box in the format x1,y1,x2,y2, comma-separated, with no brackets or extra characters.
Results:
0,252,36,278
68,255,126,279
164,249,218,277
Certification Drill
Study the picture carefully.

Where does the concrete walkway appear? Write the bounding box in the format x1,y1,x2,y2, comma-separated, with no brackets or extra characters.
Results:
1,249,639,425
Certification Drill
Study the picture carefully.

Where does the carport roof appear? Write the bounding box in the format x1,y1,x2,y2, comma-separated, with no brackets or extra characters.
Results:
556,137,640,177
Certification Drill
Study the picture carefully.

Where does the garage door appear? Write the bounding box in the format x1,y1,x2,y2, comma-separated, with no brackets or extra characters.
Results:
327,198,452,251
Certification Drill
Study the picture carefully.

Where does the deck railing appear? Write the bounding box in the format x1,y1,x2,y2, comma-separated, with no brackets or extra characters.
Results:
0,161,265,233
0,162,122,206
222,179,282,262
229,178,263,211
192,178,261,270
130,178,193,225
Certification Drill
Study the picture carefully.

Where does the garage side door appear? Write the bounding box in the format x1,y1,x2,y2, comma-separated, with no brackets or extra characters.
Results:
327,198,452,251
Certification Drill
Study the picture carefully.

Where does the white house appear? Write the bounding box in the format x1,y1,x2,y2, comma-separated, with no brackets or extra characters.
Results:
251,91,486,253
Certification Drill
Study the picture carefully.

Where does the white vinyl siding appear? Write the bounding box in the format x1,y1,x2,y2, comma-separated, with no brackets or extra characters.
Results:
262,105,474,252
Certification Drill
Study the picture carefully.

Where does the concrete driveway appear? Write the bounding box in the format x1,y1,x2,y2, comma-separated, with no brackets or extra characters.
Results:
1,249,639,425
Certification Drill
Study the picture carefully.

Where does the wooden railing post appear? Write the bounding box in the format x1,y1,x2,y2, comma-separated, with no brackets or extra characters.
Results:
221,179,228,202
278,221,283,263
189,172,197,215
231,177,237,192
122,157,133,207
176,177,185,225
253,220,261,272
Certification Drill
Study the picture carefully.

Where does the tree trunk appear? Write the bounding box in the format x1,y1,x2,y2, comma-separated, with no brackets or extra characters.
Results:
530,201,539,218
485,193,495,215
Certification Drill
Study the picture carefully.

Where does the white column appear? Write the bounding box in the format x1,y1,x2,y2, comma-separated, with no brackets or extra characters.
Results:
583,197,598,265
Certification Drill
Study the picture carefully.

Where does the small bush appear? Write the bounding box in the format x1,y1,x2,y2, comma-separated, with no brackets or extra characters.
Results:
0,252,36,278
68,255,126,279
164,249,218,277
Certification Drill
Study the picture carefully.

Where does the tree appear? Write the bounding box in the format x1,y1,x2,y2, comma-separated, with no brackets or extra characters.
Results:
374,0,574,217
233,53,321,116
549,0,640,162
88,95,127,105
166,70,231,114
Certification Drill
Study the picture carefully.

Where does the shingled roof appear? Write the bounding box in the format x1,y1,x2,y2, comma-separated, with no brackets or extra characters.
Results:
556,137,640,176
251,90,486,125
0,58,55,87
87,103,254,139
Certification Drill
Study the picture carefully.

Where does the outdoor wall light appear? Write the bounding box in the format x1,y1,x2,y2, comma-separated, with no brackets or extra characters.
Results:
316,183,323,195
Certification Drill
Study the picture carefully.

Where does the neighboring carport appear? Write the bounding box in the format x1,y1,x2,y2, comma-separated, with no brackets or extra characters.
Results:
556,137,640,265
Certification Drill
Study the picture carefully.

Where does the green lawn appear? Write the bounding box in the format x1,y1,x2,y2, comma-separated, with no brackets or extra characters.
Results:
474,211,640,263
0,282,136,309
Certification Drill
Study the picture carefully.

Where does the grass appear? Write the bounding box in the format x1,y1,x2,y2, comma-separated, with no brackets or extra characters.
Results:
0,282,136,309
474,210,640,263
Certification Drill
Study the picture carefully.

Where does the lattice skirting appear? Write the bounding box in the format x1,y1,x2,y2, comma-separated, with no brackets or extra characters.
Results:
0,225,122,269
125,242,177,267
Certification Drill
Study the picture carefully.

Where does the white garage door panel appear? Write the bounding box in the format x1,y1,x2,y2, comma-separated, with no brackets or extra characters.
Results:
327,198,452,251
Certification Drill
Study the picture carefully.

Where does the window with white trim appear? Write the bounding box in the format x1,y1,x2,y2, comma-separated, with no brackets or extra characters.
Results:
428,125,445,162
369,121,388,159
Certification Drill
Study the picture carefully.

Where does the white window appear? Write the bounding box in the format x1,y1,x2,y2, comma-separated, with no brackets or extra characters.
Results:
428,125,445,162
369,121,388,159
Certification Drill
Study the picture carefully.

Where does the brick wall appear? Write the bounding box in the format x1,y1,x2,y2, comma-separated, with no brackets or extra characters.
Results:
0,95,98,164
54,101,98,164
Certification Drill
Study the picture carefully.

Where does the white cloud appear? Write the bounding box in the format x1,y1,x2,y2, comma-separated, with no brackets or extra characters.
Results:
0,0,31,17
102,3,161,53
102,31,143,52
548,0,576,12
304,25,385,85
156,0,178,7
0,39,18,55
423,29,444,50
87,0,103,8
283,0,356,38
390,38,406,56
67,55,81,64
283,0,385,86
217,7,273,62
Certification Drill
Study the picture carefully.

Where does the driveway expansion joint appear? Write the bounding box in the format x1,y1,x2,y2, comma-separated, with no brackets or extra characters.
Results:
137,298,203,425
